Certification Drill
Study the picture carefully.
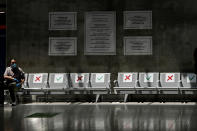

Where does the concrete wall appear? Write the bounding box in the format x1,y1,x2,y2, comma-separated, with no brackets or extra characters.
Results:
7,0,197,73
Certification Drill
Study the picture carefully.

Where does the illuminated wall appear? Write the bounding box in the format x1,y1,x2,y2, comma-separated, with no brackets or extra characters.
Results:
7,0,197,73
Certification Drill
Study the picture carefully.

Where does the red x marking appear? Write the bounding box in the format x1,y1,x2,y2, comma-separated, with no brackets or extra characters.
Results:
125,75,131,80
168,122,174,129
167,75,173,81
35,76,41,81
77,76,83,81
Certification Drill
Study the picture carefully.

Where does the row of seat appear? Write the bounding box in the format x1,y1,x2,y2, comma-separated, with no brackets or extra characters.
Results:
20,72,197,102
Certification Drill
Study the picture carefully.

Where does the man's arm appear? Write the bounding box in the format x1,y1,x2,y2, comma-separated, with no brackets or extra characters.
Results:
19,67,25,84
4,75,14,80
4,68,14,80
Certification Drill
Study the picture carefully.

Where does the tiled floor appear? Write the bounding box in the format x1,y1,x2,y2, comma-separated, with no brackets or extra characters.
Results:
3,102,197,131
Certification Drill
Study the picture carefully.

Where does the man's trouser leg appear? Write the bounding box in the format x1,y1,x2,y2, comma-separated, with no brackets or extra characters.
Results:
8,82,17,103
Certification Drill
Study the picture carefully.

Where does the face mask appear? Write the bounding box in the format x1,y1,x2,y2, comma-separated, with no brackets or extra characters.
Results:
11,63,18,70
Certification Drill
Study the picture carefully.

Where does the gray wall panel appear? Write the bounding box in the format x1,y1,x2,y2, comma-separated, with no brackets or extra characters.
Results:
6,0,197,73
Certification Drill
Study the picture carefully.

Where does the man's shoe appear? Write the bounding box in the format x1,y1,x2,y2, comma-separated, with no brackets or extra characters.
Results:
12,102,17,106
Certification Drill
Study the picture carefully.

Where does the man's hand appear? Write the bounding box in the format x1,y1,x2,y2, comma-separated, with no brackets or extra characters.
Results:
21,79,25,84
14,78,20,83
13,78,20,83
16,83,21,88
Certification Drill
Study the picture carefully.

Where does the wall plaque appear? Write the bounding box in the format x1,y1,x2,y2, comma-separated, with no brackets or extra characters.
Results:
124,36,152,55
85,11,116,55
124,11,152,29
49,12,77,30
48,37,77,56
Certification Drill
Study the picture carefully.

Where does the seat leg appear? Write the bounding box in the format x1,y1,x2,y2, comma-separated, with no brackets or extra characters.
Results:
96,94,100,103
124,94,128,102
4,90,11,104
32,95,36,102
45,92,48,103
114,89,117,94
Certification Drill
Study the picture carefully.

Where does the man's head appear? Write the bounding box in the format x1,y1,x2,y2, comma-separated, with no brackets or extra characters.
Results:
11,59,16,65
10,59,18,71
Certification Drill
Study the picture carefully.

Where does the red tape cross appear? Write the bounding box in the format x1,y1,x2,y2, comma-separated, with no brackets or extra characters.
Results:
35,76,41,81
168,122,174,129
77,76,83,81
125,75,131,80
167,75,173,81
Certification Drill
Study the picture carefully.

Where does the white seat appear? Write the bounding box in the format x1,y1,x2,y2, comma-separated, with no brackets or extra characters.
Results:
138,72,159,94
114,72,138,102
70,73,90,88
159,73,180,94
180,73,197,94
90,73,110,89
26,73,48,95
48,73,69,94
69,73,90,95
89,73,111,102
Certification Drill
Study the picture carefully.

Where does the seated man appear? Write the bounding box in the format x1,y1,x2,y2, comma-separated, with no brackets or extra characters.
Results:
4,58,25,106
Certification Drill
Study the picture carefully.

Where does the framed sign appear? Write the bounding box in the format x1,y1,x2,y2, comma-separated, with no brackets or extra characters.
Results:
85,11,116,55
124,36,152,55
49,12,77,30
124,11,152,29
48,37,77,56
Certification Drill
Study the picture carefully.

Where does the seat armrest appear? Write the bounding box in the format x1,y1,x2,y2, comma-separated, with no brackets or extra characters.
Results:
135,80,139,87
108,81,111,88
113,80,118,86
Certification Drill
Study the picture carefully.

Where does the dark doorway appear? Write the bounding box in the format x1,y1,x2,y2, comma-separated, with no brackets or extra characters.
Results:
0,10,6,105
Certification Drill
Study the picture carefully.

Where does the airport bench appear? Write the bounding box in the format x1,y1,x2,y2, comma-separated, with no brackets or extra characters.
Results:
113,72,197,102
20,73,110,102
16,72,197,102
